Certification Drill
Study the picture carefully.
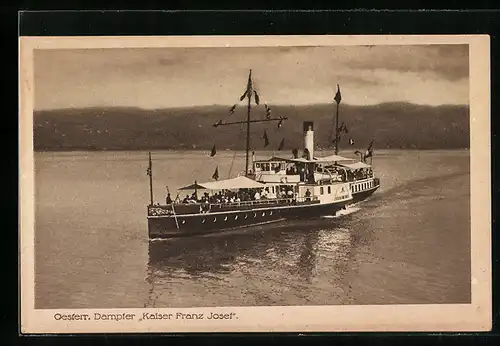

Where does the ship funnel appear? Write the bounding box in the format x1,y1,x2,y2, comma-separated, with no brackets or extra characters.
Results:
303,121,314,160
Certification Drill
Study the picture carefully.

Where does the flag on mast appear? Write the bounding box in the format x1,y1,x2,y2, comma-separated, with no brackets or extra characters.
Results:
364,140,374,161
277,117,284,129
262,130,270,147
265,104,272,119
228,104,236,115
254,90,260,105
210,144,217,157
339,122,348,133
278,138,285,151
334,84,342,104
212,166,219,180
240,69,253,101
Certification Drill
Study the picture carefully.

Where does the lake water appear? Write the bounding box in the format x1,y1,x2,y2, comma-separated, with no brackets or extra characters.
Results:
34,150,471,308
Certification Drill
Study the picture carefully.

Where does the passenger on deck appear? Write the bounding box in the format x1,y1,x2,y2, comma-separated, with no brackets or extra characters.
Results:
166,193,173,204
262,187,269,199
182,195,190,204
254,190,261,200
305,189,312,201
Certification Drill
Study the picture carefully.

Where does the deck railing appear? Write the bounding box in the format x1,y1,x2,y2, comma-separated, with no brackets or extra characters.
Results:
147,195,320,216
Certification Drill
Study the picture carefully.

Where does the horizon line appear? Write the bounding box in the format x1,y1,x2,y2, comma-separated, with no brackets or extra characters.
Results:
34,101,470,112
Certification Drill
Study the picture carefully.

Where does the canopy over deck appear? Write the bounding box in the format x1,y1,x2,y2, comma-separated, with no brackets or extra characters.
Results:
339,161,372,170
258,155,352,164
313,154,353,163
179,176,265,191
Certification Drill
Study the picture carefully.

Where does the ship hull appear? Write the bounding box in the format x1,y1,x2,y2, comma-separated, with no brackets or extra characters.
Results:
350,184,380,203
148,180,381,239
148,199,350,239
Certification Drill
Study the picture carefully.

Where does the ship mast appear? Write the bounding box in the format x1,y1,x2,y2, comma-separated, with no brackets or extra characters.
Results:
213,69,288,176
245,74,252,176
334,100,340,155
333,84,342,155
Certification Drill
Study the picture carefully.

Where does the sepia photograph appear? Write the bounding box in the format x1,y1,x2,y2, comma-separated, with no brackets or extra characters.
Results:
20,35,491,333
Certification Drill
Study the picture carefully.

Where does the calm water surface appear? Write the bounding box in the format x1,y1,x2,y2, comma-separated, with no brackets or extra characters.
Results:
34,150,471,308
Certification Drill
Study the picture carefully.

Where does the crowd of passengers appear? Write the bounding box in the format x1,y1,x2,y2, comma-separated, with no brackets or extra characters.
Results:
167,186,298,205
286,164,374,183
163,168,373,205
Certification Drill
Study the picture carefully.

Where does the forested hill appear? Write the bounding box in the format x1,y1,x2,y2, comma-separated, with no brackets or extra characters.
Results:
33,103,469,151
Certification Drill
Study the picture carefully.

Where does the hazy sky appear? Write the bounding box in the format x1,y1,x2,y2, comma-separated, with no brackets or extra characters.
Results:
34,45,469,110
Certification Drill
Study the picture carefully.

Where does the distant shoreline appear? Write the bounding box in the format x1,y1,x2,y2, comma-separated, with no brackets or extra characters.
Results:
33,147,471,153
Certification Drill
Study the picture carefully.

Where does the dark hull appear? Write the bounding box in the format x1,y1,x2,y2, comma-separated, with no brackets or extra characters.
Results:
148,181,381,239
148,199,350,239
350,184,380,203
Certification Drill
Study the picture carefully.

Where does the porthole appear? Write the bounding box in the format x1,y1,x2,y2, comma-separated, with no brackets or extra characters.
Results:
244,214,248,219
201,219,206,224
235,215,239,220
213,217,217,223
253,213,257,218
262,212,265,217
269,211,273,216
224,216,228,222
181,220,186,224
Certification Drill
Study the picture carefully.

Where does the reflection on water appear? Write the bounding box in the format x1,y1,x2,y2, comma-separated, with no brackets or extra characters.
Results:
35,150,471,308
145,218,356,307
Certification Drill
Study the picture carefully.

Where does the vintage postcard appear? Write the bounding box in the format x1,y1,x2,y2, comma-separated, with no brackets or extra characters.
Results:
20,35,491,333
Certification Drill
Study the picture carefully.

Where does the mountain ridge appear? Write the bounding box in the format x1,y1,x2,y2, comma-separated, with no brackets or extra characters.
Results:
33,103,470,151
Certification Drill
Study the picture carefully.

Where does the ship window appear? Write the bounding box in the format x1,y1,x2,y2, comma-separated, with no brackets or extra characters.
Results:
328,186,331,194
235,215,238,220
213,217,217,223
201,219,206,224
253,213,257,218
262,212,265,217
244,214,248,219
256,163,261,169
270,211,273,216
224,216,228,221
182,220,186,224
320,187,324,195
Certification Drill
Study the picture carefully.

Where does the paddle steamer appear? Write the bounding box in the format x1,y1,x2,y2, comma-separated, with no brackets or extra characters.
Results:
146,70,380,238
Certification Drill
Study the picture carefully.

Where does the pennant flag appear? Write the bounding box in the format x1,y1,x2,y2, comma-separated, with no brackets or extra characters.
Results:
147,152,152,176
278,138,285,151
334,84,342,104
213,120,223,127
339,122,348,133
240,69,253,101
254,90,260,105
292,148,299,158
277,118,284,129
210,145,217,157
228,104,236,115
262,130,270,147
349,138,355,145
265,104,272,119
212,166,219,180
364,140,374,161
